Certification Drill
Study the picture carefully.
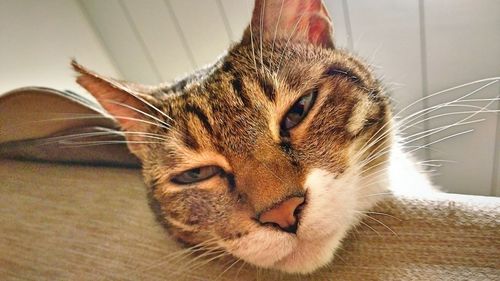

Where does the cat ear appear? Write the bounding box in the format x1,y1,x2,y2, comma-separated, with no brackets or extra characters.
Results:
244,0,334,48
71,60,159,156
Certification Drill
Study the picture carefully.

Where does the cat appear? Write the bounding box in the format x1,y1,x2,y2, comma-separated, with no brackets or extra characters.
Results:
71,0,436,274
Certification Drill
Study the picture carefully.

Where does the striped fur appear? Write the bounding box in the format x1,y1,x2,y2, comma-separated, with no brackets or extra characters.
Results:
73,0,398,274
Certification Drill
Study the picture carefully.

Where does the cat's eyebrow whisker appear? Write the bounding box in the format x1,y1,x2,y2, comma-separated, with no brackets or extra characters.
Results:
276,10,308,74
269,0,285,70
259,0,265,75
249,17,259,76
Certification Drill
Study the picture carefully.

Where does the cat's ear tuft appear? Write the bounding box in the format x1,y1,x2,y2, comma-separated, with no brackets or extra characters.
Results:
244,0,334,49
71,60,159,156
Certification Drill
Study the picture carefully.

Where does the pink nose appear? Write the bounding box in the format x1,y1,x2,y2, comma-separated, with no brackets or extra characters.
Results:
259,197,305,233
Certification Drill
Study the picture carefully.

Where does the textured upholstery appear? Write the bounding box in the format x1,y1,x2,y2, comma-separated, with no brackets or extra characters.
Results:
1,159,498,280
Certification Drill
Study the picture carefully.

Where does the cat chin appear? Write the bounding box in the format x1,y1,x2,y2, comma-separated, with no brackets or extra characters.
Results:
221,227,297,267
273,230,345,273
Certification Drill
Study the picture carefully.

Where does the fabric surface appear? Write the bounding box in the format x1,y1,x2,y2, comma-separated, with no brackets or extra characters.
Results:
0,159,498,280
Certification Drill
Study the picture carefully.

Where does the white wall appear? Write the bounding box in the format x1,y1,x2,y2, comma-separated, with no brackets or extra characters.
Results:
0,0,119,95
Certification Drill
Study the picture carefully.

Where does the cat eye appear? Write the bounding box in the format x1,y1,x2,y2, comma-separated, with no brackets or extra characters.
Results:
171,166,222,184
281,90,317,131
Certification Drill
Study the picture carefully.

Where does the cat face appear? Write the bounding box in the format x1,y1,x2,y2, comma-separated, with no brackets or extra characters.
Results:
73,0,393,274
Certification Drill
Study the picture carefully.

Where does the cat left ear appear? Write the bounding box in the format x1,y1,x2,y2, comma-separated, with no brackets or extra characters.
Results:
244,0,334,49
71,60,159,157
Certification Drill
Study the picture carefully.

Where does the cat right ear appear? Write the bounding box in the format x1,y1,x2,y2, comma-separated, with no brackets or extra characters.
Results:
71,60,160,156
243,0,334,49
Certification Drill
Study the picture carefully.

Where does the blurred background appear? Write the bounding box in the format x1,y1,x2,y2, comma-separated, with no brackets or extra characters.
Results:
0,0,499,196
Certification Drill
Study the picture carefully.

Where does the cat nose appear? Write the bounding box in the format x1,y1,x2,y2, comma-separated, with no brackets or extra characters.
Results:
258,196,305,234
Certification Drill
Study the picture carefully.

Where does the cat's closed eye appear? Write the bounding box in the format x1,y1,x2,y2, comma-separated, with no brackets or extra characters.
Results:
171,166,222,185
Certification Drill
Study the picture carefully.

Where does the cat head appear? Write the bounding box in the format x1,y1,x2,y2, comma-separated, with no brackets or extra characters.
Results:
73,0,393,273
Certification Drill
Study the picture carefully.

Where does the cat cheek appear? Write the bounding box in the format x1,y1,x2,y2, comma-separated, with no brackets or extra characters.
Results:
298,169,358,240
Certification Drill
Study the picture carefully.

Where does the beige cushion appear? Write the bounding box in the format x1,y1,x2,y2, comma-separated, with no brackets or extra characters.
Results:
0,159,498,280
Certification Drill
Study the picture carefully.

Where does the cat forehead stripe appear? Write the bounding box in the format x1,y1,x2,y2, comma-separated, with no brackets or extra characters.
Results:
184,103,213,135
231,76,251,107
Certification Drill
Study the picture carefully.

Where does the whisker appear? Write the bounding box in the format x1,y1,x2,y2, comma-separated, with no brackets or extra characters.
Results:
31,114,171,131
259,0,265,75
103,99,171,129
355,79,499,161
395,81,498,132
116,88,175,123
214,258,241,281
276,11,308,74
270,0,285,70
399,106,499,133
140,238,222,273
249,15,259,76
234,259,247,280
407,129,474,154
402,119,485,145
359,192,393,199
358,220,380,237
417,159,456,165
359,212,398,236
56,140,163,147
393,77,500,119
362,211,401,221
257,158,287,184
